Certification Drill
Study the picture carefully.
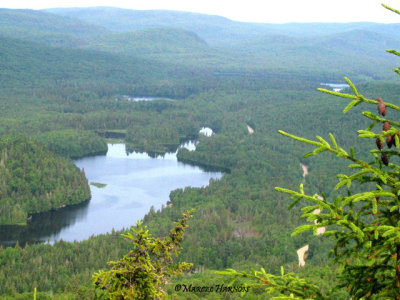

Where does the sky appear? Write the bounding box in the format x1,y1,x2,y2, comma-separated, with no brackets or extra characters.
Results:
1,0,400,23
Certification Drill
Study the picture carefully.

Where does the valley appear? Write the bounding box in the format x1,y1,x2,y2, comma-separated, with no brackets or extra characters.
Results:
0,5,399,299
0,143,222,246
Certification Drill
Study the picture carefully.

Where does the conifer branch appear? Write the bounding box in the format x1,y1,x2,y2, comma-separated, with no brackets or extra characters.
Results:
382,4,400,15
362,112,400,127
216,267,327,299
221,4,400,298
387,49,400,56
344,77,359,96
317,88,356,99
318,83,400,112
278,130,321,146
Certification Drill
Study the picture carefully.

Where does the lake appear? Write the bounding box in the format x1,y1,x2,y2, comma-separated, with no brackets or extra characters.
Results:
320,83,349,92
118,95,176,102
0,143,222,246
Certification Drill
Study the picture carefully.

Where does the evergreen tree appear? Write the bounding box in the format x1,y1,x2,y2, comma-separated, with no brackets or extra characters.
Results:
219,3,400,299
92,210,193,299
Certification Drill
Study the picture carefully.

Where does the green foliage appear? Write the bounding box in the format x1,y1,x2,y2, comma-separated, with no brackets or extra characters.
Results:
0,135,90,225
92,210,194,299
4,4,400,298
90,182,107,188
2,290,51,300
0,82,368,296
45,6,400,50
284,83,400,298
126,121,181,154
0,34,204,100
35,130,107,159
83,28,209,56
217,267,325,300
219,5,400,299
0,80,379,297
0,8,109,48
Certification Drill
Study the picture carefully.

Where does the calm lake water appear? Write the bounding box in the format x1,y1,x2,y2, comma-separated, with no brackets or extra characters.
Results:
320,83,349,92
119,95,176,102
0,144,222,246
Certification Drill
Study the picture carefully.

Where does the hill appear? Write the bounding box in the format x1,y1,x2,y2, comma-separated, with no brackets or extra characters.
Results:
0,34,205,99
0,135,90,225
1,6,400,299
44,7,265,46
0,8,397,82
312,29,400,57
0,32,331,103
0,8,109,47
83,27,209,55
227,29,400,81
44,7,400,46
37,7,400,81
35,130,108,159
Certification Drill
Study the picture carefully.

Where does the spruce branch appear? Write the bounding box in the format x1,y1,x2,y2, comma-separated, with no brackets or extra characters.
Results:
220,4,400,299
318,77,400,112
382,3,400,15
216,267,327,299
387,49,400,56
362,111,400,127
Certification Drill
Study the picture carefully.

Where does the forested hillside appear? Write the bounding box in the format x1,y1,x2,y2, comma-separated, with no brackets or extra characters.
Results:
82,27,208,55
0,34,200,97
44,7,400,45
230,29,400,73
0,135,90,225
0,5,399,299
35,130,107,159
0,80,391,297
1,8,399,82
0,8,108,47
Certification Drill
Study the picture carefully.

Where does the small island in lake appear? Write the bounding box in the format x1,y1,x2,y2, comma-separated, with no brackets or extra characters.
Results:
90,182,107,188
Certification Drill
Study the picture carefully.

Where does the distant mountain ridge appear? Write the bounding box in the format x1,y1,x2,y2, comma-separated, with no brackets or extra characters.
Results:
82,27,209,55
0,8,109,47
1,7,399,84
231,29,400,57
0,34,190,93
43,7,400,46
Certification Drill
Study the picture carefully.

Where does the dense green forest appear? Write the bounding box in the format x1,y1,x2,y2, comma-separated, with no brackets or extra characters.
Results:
0,5,399,299
0,135,90,225
1,81,391,297
43,7,400,46
35,130,107,159
0,8,108,47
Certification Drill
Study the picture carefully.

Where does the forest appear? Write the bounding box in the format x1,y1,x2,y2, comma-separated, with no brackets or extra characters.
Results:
0,135,90,226
0,5,400,299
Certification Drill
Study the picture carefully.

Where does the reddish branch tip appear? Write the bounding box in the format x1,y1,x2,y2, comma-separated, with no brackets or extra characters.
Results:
383,121,390,132
381,153,389,166
387,135,394,148
378,99,386,116
376,138,384,150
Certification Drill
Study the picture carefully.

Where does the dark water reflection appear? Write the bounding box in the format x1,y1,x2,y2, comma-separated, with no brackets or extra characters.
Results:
0,144,222,246
0,200,90,246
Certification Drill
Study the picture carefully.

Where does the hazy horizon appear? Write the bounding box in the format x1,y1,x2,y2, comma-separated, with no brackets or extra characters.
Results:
1,0,400,24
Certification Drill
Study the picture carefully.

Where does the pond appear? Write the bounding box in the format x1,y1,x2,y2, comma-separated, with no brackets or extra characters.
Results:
199,127,214,137
117,95,176,102
320,83,350,92
0,143,223,246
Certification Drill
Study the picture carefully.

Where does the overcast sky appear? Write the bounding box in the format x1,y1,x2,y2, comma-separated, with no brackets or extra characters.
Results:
2,0,400,23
